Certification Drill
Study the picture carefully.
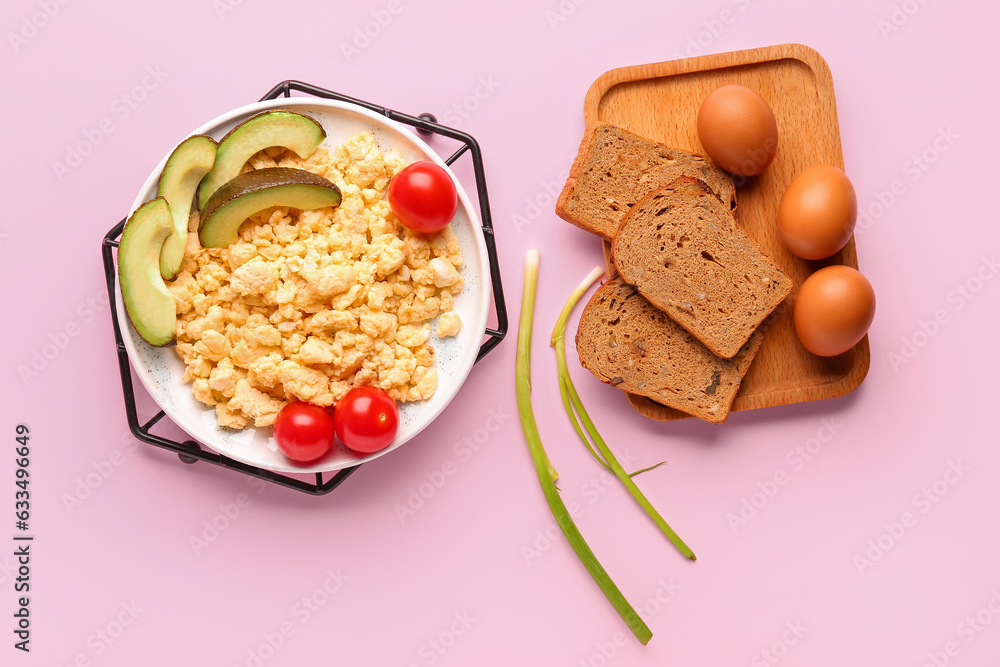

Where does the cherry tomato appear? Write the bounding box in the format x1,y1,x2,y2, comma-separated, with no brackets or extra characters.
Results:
273,402,335,463
334,387,399,454
387,161,458,233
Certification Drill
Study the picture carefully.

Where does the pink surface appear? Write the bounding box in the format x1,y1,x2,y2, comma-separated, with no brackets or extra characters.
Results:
4,0,999,664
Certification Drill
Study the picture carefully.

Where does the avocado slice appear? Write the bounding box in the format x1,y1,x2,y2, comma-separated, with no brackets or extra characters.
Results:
156,134,217,280
198,167,342,248
118,197,177,347
197,110,326,210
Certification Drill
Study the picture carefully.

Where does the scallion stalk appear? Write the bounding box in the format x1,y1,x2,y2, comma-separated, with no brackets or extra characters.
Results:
550,266,696,562
516,250,652,645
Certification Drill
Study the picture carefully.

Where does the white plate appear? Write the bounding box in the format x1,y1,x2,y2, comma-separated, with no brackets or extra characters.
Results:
114,98,490,474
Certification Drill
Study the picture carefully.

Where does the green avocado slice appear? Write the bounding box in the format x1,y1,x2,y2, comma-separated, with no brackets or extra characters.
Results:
118,197,177,347
156,134,217,280
198,167,342,248
197,109,326,210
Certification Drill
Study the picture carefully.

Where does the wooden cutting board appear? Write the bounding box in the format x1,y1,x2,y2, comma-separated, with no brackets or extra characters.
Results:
582,43,869,421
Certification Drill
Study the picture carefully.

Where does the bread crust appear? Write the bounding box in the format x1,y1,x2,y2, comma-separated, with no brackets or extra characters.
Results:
555,124,602,236
612,177,791,358
576,277,762,423
555,123,736,240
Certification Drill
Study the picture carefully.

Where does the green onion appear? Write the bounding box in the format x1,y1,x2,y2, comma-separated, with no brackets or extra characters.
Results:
516,250,652,645
550,266,697,562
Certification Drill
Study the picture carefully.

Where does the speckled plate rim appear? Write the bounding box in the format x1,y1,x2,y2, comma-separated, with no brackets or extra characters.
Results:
113,97,491,474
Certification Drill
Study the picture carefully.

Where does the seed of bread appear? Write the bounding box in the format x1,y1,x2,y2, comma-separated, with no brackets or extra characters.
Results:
576,277,763,424
612,177,791,359
556,123,737,240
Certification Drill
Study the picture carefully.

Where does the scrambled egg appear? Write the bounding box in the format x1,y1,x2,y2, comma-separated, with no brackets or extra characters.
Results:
166,132,464,430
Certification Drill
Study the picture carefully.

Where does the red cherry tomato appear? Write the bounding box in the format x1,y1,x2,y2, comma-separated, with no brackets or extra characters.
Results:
387,161,458,233
334,387,400,454
273,402,335,463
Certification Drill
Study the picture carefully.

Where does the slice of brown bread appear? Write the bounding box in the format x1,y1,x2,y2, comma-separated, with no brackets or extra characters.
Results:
576,277,762,424
556,123,736,240
612,177,791,359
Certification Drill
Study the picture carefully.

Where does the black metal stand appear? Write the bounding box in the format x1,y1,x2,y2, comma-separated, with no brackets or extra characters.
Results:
101,80,507,495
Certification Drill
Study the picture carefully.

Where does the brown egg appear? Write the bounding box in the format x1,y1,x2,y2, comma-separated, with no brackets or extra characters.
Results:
696,85,778,177
778,165,857,260
794,266,875,357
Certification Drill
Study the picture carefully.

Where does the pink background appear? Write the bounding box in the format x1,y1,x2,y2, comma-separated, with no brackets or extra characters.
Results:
4,0,999,664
